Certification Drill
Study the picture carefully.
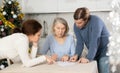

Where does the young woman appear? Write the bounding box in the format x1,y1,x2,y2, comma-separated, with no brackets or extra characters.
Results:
0,19,54,67
40,17,75,61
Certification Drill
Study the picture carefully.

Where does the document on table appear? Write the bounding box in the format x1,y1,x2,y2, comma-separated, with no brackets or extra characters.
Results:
57,61,76,67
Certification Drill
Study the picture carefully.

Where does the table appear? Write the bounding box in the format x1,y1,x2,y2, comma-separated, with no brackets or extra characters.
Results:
0,61,98,73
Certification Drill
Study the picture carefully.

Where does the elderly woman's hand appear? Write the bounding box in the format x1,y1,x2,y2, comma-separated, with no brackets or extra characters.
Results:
51,54,58,61
61,55,69,62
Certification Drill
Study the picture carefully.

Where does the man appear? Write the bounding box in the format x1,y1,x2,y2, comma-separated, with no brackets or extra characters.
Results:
70,7,110,73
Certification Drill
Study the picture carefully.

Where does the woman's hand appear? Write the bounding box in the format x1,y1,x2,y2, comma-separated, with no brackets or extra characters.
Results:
69,55,78,62
51,54,58,61
45,56,55,64
61,55,69,62
78,57,89,63
33,42,38,48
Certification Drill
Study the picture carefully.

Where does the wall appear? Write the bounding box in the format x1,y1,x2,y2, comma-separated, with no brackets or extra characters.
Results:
20,0,112,36
24,11,112,36
20,0,111,13
0,0,2,6
0,0,112,34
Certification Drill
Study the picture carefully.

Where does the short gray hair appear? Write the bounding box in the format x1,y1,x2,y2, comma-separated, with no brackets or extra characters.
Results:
52,17,69,36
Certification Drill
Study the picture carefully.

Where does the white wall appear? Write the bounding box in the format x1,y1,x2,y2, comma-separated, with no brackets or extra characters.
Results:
24,11,111,35
58,0,111,12
0,0,2,6
20,0,111,13
21,0,112,35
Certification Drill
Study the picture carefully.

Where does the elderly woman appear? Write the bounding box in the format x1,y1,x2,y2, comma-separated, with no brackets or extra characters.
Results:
40,17,75,62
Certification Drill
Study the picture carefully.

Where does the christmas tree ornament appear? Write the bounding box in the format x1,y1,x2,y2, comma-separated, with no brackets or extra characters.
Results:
1,6,4,8
1,27,4,32
19,7,22,10
0,20,2,25
15,2,19,6
18,13,24,19
5,21,15,29
9,18,14,23
0,7,2,11
0,64,5,70
8,1,12,4
0,25,4,32
2,11,6,15
11,11,14,14
13,14,17,18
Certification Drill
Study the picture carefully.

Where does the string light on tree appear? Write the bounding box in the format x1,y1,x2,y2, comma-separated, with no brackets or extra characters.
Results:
8,1,12,4
107,0,120,73
13,14,17,18
11,11,14,14
0,64,5,70
2,11,6,15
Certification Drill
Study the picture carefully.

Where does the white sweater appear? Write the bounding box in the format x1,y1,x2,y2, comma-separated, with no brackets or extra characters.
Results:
0,33,46,67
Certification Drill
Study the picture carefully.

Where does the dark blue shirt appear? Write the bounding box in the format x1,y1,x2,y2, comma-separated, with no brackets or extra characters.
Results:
74,15,110,61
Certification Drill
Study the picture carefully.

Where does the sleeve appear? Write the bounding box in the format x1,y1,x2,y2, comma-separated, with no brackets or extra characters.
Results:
69,35,75,57
74,24,84,57
40,35,50,55
87,18,103,60
16,36,46,67
30,46,38,59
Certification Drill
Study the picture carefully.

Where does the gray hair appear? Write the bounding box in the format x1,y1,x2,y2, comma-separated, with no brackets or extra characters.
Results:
52,17,69,36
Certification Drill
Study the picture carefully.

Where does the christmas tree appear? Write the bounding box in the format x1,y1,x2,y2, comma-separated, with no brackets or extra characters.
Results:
0,0,24,38
107,0,120,73
0,0,24,70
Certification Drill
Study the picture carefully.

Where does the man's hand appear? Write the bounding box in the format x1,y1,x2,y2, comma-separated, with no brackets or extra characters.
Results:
78,57,89,63
69,55,78,62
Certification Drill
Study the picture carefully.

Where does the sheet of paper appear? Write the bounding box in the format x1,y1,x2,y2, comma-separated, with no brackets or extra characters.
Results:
57,61,76,67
